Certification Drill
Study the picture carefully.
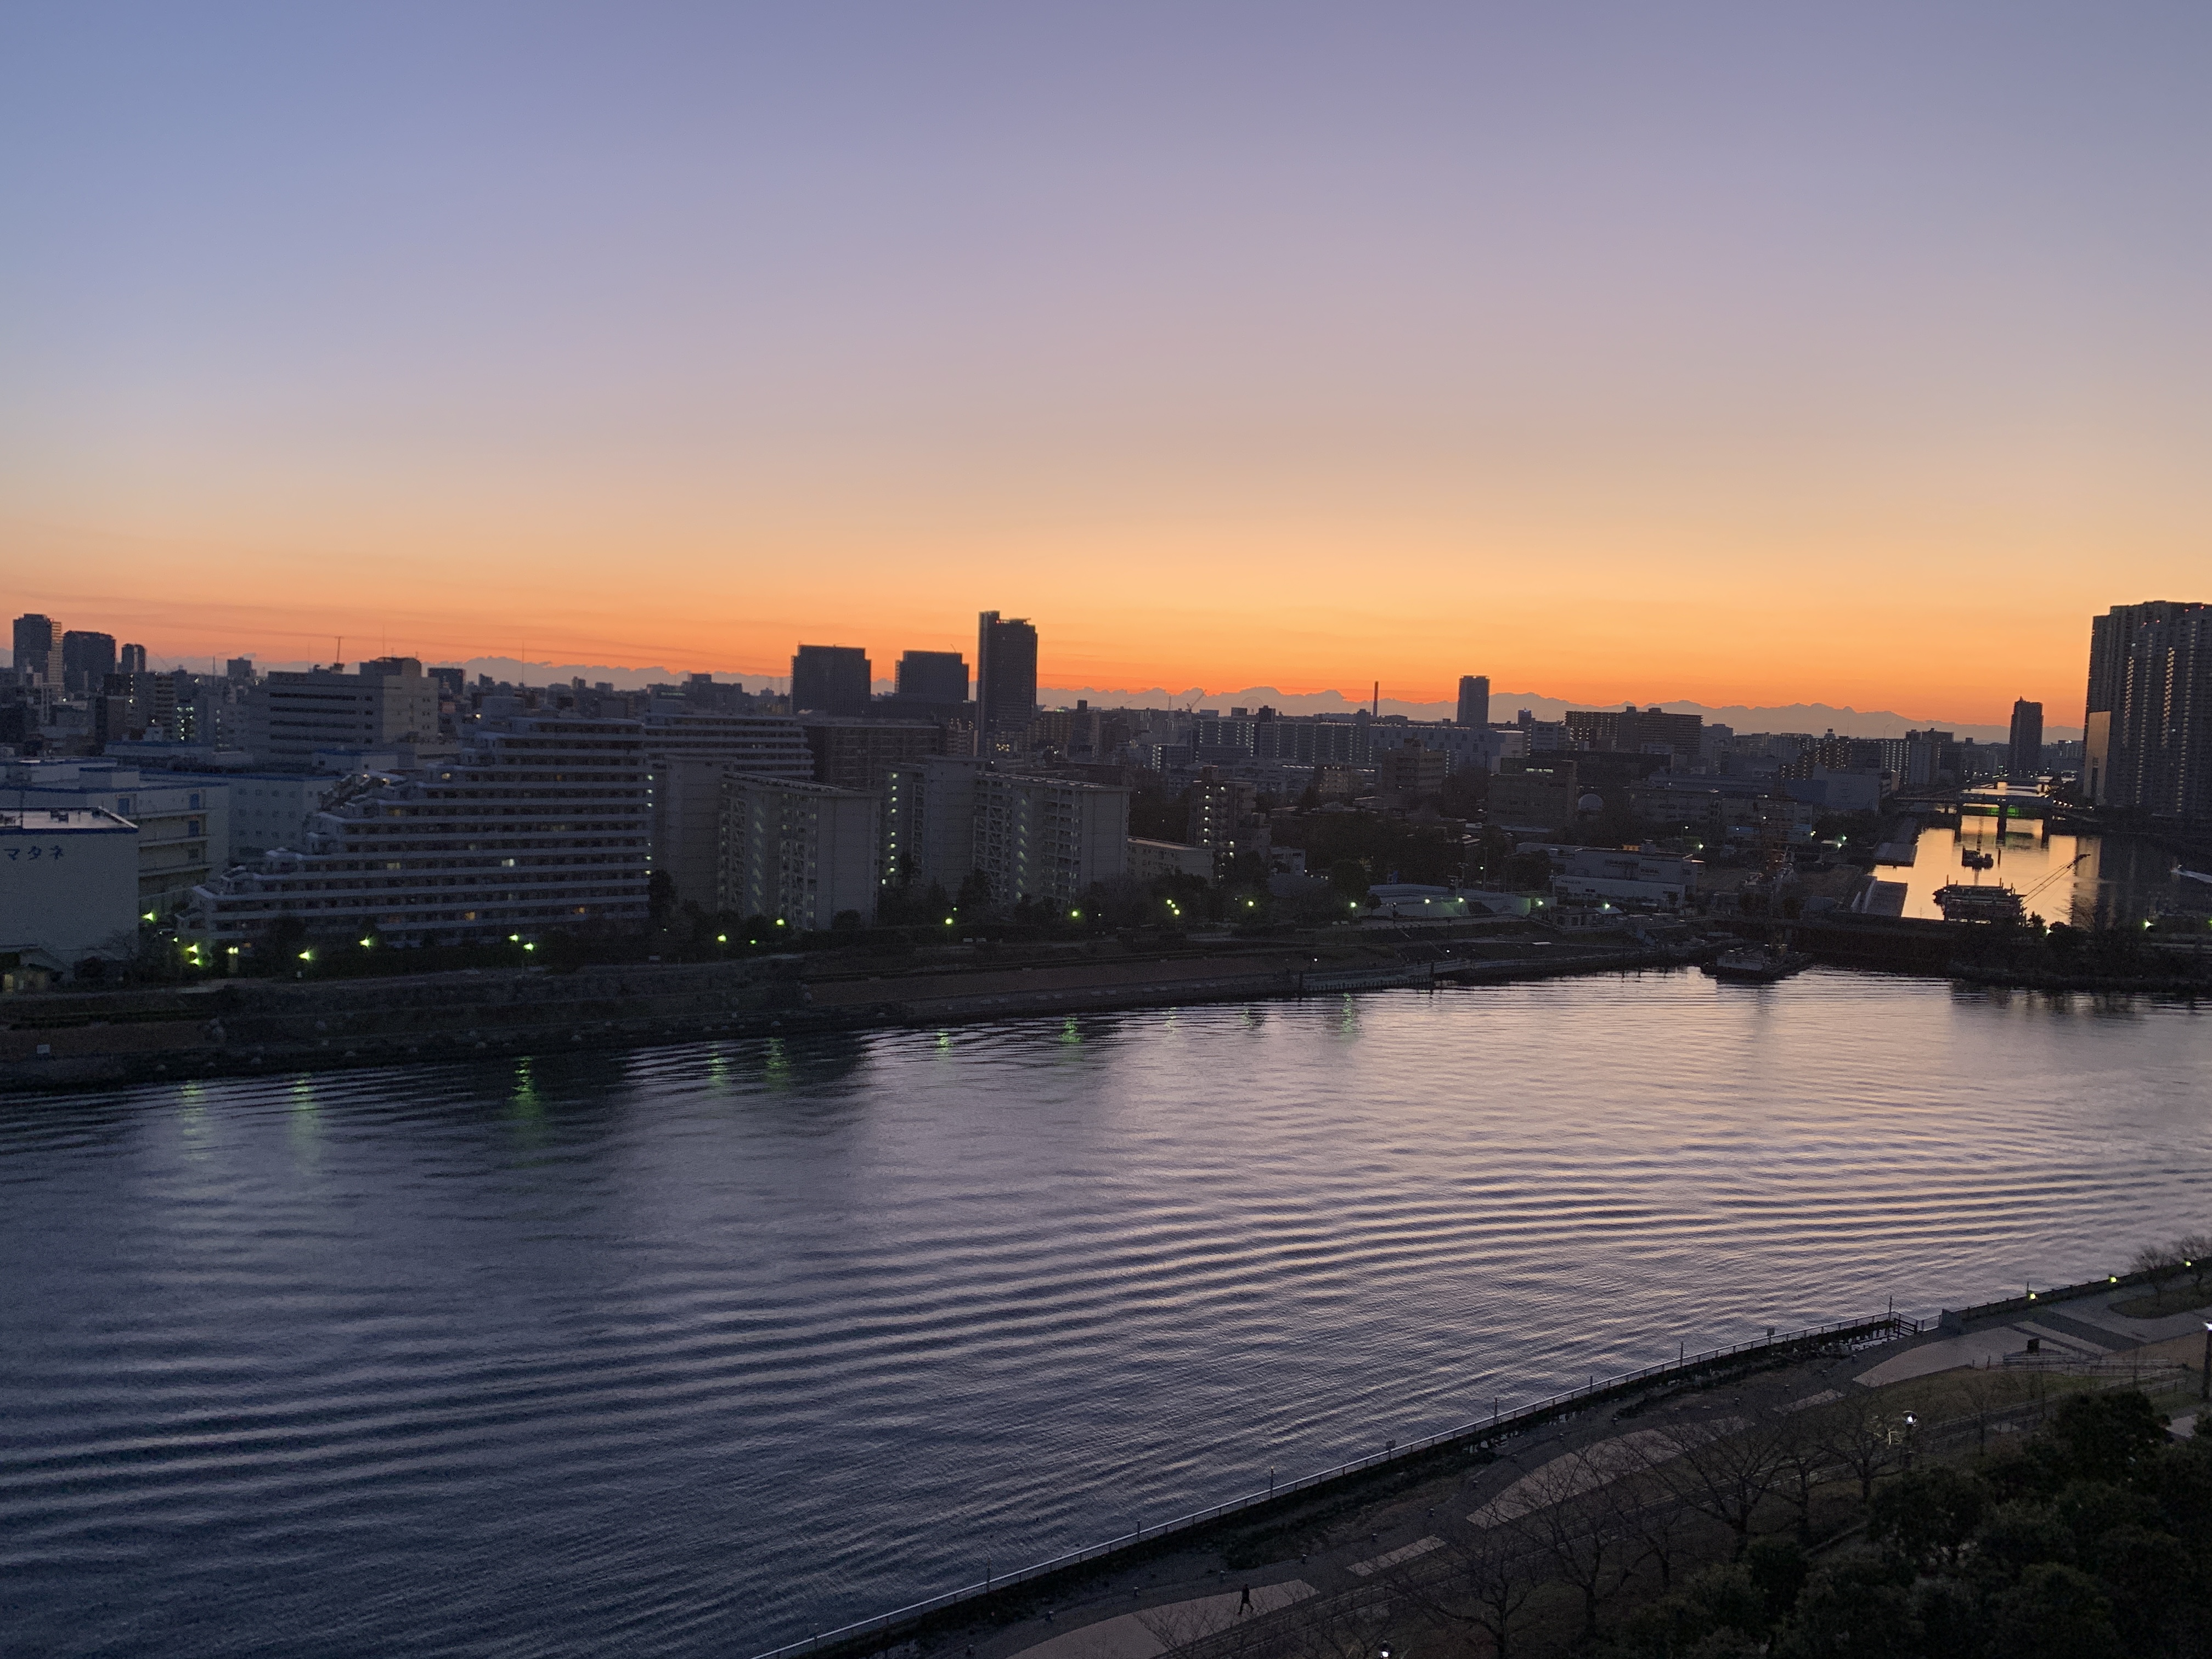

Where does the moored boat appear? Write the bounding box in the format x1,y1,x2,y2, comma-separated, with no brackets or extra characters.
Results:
1933,883,2024,923
1703,944,1813,983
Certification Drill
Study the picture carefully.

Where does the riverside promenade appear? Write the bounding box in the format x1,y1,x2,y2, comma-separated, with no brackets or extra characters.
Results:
757,1255,2211,1659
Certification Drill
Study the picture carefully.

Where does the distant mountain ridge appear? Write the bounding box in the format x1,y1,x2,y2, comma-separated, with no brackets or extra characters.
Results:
1034,686,2078,746
199,657,2071,746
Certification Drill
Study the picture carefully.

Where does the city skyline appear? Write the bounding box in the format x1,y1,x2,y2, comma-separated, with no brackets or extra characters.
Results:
9,8,2212,724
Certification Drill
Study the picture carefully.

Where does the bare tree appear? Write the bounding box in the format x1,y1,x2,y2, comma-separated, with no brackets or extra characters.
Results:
1402,1519,1543,1659
1274,1583,1401,1659
2131,1242,2182,1297
1610,1466,1696,1592
1506,1451,1628,1643
1657,1414,1790,1558
2176,1232,2212,1299
1950,1363,2008,1454
1816,1391,1906,1504
1770,1408,1831,1542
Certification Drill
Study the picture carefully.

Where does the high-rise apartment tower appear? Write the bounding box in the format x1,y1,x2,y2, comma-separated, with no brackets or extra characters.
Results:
1457,675,1491,728
789,645,872,717
12,614,58,682
2084,601,2211,823
2007,699,2043,780
895,650,968,704
62,631,117,695
975,612,1038,737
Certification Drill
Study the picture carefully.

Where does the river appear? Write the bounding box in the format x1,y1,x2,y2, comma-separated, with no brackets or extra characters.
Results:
3,969,2206,1654
1881,809,2207,928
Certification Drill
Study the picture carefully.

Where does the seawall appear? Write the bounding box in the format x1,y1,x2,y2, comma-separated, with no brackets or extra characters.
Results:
1,938,1707,1093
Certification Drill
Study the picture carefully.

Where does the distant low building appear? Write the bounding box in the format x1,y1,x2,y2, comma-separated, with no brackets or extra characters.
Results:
1550,847,1698,909
1366,884,1469,920
1373,737,1447,804
1489,759,1579,832
1128,838,1214,883
243,658,439,770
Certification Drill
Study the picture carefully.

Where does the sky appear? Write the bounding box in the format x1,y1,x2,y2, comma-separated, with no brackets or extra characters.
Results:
4,4,2209,726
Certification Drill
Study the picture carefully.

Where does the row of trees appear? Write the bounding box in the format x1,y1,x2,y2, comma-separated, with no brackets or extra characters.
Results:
2131,1235,2212,1301
1154,1380,2206,1659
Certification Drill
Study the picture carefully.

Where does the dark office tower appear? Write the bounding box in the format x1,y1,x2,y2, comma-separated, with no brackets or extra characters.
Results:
1457,675,1491,728
2084,600,2212,821
61,630,117,695
227,657,255,685
789,644,872,716
895,650,968,704
13,613,56,678
120,642,148,674
976,612,1039,736
2007,699,2043,779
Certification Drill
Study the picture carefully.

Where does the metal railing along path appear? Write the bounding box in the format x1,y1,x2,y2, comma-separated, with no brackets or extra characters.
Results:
744,1312,1918,1659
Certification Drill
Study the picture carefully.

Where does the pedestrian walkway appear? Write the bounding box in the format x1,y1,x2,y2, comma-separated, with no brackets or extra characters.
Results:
1346,1536,1441,1577
1007,1581,1317,1659
1855,1288,2211,1388
1466,1426,1686,1525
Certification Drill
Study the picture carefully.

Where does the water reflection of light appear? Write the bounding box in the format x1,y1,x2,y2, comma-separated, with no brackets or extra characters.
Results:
510,1057,541,1119
1892,820,2186,929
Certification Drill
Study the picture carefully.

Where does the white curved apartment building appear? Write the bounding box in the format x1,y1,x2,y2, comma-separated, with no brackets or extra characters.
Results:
187,713,649,947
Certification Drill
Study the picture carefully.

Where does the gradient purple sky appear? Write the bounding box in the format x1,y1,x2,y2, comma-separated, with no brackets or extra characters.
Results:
5,4,2209,722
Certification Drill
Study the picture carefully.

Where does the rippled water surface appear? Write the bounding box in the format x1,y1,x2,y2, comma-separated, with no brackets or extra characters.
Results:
3,970,2207,1655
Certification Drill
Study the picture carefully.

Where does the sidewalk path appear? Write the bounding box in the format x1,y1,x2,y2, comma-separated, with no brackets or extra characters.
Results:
1856,1289,2212,1389
1008,1581,1317,1659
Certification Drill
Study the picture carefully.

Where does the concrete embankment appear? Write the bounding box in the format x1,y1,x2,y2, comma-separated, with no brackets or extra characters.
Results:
0,933,1707,1093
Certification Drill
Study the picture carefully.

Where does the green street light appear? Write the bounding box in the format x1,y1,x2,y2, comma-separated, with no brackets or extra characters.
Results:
298,950,313,962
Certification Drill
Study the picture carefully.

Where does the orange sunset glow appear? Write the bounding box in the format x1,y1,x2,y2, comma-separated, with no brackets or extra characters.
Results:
9,8,2211,727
